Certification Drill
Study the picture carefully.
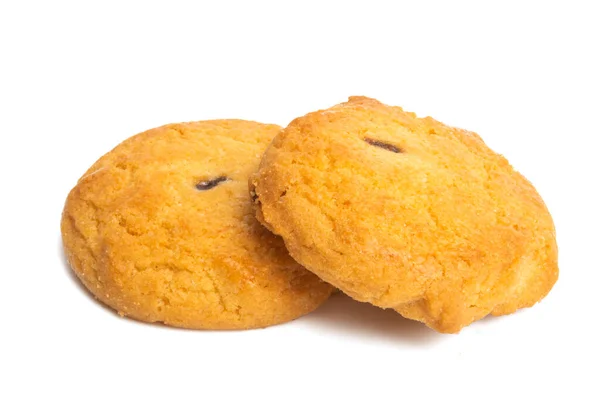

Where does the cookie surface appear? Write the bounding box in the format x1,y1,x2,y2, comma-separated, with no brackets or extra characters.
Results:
251,97,558,333
62,120,333,329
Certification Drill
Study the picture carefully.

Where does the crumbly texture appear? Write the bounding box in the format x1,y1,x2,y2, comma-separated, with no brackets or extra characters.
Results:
251,96,558,333
61,120,333,330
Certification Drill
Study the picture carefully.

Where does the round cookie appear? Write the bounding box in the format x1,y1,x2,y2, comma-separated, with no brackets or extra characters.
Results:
250,96,558,333
61,120,333,330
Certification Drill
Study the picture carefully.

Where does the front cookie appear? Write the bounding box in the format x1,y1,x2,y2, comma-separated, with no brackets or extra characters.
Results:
62,120,333,329
251,97,558,333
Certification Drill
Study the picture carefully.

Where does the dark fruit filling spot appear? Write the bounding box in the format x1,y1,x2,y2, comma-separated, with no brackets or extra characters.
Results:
364,138,403,153
250,187,260,204
196,176,229,191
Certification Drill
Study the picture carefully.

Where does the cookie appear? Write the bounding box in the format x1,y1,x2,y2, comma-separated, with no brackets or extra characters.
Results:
61,120,333,330
250,96,558,333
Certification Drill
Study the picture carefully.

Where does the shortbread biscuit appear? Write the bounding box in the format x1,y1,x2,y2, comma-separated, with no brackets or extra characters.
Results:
251,97,558,333
62,120,333,329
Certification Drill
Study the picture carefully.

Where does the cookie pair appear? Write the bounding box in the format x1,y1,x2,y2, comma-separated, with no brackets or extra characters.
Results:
62,97,558,333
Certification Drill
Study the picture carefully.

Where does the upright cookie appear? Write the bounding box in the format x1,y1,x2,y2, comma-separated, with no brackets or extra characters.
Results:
250,97,558,333
62,120,333,329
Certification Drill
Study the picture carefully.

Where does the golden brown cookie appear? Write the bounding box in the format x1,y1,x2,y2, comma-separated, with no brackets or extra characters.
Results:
250,97,558,333
61,120,333,330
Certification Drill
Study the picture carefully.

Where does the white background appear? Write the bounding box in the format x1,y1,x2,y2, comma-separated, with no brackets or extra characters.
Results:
1,1,599,396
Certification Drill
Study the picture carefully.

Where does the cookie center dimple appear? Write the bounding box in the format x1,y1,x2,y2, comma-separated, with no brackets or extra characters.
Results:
364,138,403,153
196,176,229,191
